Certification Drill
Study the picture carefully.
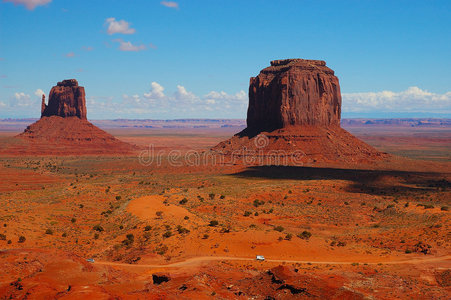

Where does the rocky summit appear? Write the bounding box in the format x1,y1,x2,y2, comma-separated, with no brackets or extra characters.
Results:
41,79,87,119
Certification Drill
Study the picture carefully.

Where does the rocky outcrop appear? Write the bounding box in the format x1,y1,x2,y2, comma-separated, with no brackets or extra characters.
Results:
213,59,387,165
247,59,341,134
41,79,87,119
10,79,137,155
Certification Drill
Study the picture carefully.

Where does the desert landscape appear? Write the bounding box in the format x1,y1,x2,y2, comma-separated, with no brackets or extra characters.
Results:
0,59,449,299
1,1,450,299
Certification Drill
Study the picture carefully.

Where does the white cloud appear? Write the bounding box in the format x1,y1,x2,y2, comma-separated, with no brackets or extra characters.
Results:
82,46,93,51
34,89,44,98
343,86,451,114
105,18,136,35
4,0,51,10
65,52,75,58
89,82,248,118
144,82,165,99
161,1,179,9
113,39,146,52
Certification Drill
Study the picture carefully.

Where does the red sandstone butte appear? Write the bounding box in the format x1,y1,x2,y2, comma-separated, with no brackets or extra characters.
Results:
41,79,87,119
213,59,387,164
247,59,341,134
5,79,137,155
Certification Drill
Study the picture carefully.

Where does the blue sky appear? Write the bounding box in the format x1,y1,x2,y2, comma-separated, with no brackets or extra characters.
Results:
0,0,450,119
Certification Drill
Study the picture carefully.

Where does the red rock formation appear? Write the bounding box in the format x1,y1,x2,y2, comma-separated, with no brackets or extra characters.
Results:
213,59,387,164
247,59,341,134
41,94,46,115
41,79,87,119
8,79,137,155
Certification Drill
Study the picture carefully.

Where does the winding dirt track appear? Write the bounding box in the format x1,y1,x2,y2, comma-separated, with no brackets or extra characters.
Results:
93,255,451,269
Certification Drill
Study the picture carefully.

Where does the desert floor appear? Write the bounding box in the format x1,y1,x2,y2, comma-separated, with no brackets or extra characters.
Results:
0,125,449,299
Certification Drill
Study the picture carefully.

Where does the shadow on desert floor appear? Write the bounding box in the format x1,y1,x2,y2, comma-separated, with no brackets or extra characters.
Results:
231,165,451,196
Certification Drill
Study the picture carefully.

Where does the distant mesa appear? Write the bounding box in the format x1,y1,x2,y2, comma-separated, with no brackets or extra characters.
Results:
213,59,388,164
2,79,136,155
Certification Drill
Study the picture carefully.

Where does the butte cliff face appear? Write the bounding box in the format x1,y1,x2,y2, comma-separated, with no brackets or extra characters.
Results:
41,79,87,119
214,59,387,164
247,59,341,134
7,79,136,155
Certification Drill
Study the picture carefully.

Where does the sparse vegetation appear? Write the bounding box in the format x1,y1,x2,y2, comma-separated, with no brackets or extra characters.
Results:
274,226,284,232
297,231,312,240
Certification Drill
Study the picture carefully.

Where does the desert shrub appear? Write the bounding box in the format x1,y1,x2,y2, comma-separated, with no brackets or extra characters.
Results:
116,196,122,201
71,218,76,223
62,233,67,237
274,226,284,232
156,245,168,255
298,231,312,240
179,198,188,205
18,236,26,243
163,231,172,238
176,225,190,234
441,206,449,211
45,229,53,235
119,225,124,229
344,201,349,205
122,234,134,246
184,216,189,220
94,233,99,239
253,200,265,207
254,212,259,216
156,211,163,218
209,220,219,227
268,208,274,213
405,249,412,254
337,241,346,247
220,195,225,199
79,204,84,209
93,225,104,232
0,234,6,240
423,204,434,209
243,211,252,217
285,233,293,241
372,224,380,228
404,202,409,208
144,225,152,231
208,193,216,200
7,240,11,244
387,204,395,208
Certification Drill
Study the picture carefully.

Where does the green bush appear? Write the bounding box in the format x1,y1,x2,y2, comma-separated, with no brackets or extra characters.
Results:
93,225,104,232
209,220,219,227
297,231,312,240
274,226,284,232
45,229,53,235
179,198,188,205
18,236,26,243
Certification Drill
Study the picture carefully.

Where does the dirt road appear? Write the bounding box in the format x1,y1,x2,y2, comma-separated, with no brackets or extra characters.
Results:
93,254,451,269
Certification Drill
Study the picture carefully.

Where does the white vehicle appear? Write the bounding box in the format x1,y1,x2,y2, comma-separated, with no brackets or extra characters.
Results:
86,258,95,263
256,255,265,261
